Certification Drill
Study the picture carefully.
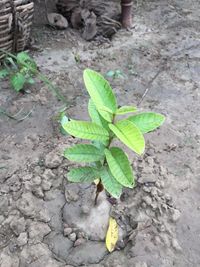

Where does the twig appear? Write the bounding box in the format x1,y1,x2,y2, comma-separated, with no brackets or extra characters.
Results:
0,106,34,122
0,166,7,170
137,65,165,106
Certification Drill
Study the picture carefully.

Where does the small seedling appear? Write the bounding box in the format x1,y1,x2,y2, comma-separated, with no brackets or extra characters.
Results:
0,50,68,105
0,52,37,92
62,69,165,203
106,69,124,79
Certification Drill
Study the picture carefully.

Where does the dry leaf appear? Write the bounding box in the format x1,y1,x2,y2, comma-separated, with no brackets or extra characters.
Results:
106,217,118,252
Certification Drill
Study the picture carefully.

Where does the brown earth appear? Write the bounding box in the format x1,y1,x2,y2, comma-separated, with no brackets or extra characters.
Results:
0,0,200,266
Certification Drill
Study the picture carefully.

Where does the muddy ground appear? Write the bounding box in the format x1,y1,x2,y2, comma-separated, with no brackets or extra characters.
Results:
0,0,200,266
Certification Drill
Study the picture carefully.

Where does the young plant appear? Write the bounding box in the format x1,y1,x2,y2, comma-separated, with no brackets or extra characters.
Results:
0,52,37,92
62,69,165,202
0,50,68,104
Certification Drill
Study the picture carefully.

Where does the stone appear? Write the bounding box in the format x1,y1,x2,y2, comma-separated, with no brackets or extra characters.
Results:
45,151,63,168
32,187,44,199
47,13,68,29
8,175,21,192
81,204,90,214
68,233,76,242
42,180,52,191
28,222,51,244
42,169,55,180
74,238,85,247
146,156,154,167
17,232,28,246
64,227,73,236
65,186,79,202
16,193,36,217
142,196,152,206
171,209,181,222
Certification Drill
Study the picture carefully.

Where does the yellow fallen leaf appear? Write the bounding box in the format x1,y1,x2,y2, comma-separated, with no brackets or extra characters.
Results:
106,217,118,252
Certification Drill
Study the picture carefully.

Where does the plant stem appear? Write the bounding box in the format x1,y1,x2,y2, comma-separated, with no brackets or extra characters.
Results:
94,115,116,205
94,181,104,205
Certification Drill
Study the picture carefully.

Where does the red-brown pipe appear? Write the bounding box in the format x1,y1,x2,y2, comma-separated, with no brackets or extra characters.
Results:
121,0,133,28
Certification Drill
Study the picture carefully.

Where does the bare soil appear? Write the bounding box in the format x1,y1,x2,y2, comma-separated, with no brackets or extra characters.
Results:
0,0,200,266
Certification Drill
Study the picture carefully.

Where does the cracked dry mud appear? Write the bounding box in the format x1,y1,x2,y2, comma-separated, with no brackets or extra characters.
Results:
0,0,200,266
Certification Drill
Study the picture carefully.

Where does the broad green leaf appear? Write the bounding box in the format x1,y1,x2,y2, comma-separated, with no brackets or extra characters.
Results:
127,112,165,133
88,99,109,131
11,73,26,91
105,148,135,188
116,106,137,115
62,120,109,141
0,69,9,79
106,217,119,252
68,167,97,182
109,120,145,155
83,69,117,122
64,144,104,162
92,140,106,151
17,52,31,63
17,52,37,70
100,167,122,198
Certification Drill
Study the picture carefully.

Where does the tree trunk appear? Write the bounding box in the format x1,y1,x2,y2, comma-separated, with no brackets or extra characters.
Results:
121,0,133,28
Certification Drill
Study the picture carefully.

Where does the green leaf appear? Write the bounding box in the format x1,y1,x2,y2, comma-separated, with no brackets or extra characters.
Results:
106,70,115,77
127,112,165,133
83,69,117,122
0,69,9,79
62,120,109,141
105,148,135,188
64,144,104,162
67,167,97,182
92,140,106,150
27,77,35,84
116,106,137,115
10,73,26,91
100,167,122,198
88,99,109,131
60,115,69,135
17,52,37,70
5,57,17,69
109,120,145,155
